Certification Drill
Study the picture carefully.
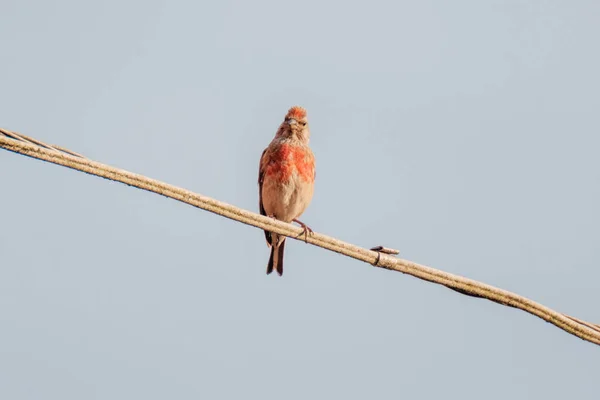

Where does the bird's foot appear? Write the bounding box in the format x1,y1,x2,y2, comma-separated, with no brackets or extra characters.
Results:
293,219,313,243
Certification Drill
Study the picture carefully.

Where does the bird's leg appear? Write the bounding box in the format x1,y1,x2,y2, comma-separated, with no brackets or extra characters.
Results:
293,219,313,243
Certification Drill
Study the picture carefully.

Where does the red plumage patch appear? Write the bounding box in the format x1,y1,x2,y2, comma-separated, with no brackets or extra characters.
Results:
286,106,307,120
265,144,314,183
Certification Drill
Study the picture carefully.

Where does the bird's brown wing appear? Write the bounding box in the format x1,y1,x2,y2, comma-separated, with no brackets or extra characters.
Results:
258,149,272,246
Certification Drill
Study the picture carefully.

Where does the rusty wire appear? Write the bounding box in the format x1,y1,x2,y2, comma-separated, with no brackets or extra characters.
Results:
1,127,599,346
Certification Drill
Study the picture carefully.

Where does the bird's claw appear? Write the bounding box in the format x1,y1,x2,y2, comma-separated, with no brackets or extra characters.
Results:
293,219,313,243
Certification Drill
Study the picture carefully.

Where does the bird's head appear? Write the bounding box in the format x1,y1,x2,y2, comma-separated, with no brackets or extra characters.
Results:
277,106,310,143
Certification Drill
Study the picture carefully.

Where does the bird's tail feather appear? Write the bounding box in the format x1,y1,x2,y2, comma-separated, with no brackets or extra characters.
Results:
266,238,285,276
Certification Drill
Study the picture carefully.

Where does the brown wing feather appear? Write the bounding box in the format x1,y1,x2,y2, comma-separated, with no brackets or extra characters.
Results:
258,148,272,246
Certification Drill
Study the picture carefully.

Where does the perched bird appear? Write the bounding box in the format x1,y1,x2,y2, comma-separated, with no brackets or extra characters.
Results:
258,106,316,276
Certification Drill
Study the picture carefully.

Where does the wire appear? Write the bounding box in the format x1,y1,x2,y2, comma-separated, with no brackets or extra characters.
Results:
1,128,599,346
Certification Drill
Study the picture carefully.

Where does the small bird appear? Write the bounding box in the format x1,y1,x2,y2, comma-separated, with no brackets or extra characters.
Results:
258,106,316,276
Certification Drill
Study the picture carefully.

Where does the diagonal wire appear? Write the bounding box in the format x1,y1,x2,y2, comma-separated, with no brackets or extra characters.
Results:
1,128,599,346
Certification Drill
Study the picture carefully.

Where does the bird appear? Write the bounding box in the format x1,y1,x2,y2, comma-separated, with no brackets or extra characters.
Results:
258,106,316,276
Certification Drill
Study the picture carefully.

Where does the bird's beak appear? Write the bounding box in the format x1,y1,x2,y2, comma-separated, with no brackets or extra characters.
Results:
287,118,298,125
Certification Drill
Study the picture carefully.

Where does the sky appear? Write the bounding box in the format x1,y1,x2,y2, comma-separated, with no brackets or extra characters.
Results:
1,0,599,398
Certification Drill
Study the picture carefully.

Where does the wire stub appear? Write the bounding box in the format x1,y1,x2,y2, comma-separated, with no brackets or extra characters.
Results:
370,245,400,266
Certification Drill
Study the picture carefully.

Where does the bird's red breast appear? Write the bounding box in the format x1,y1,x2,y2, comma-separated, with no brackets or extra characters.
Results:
265,143,315,184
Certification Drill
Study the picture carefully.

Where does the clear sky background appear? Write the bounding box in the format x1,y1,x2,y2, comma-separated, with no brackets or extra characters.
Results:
1,1,598,398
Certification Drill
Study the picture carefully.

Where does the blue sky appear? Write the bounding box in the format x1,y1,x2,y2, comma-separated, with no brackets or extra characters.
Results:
1,1,598,398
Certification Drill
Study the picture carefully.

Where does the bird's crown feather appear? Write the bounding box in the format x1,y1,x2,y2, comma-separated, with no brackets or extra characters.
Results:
286,106,307,119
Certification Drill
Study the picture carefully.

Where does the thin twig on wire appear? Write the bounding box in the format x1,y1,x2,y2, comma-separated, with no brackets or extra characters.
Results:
1,127,599,346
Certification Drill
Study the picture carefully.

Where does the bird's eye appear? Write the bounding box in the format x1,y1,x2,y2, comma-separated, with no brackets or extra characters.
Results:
301,121,306,126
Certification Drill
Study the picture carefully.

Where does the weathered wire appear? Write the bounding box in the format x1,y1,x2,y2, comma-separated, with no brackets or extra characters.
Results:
1,128,599,346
